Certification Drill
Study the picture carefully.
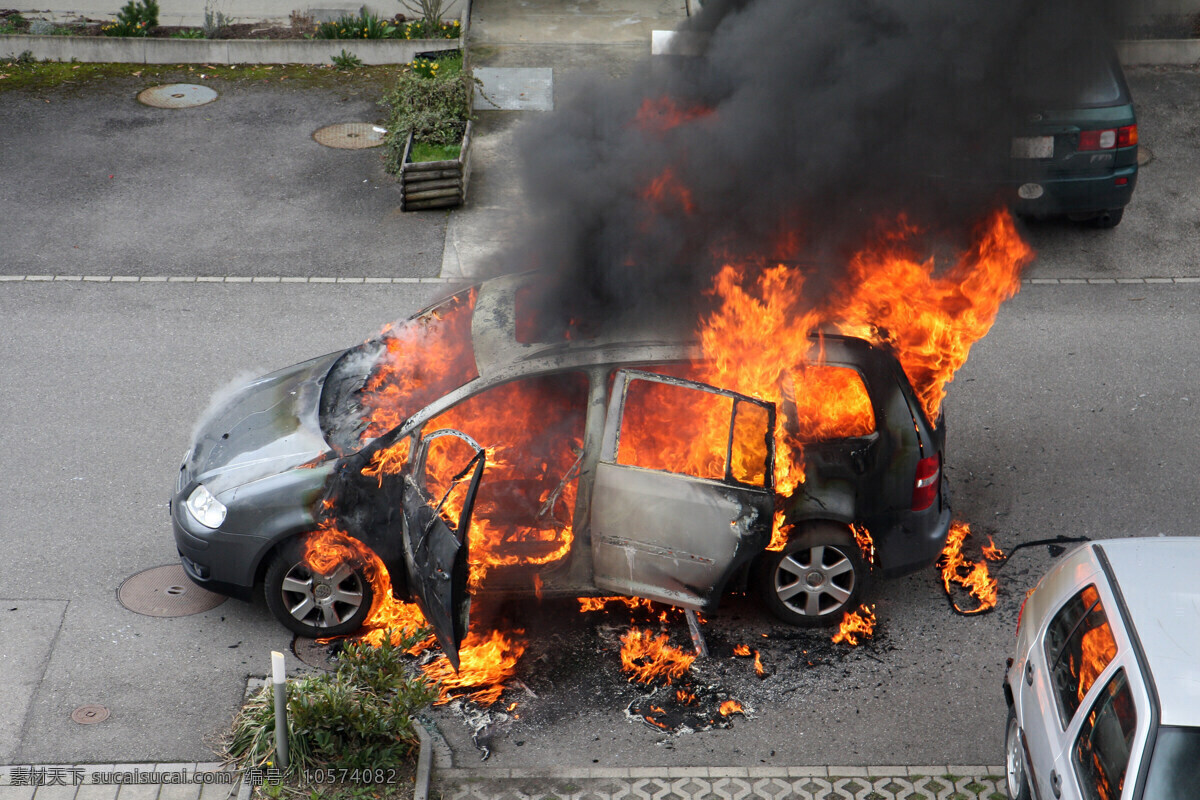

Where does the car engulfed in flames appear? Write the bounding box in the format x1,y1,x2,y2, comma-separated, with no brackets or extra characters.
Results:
171,207,1031,676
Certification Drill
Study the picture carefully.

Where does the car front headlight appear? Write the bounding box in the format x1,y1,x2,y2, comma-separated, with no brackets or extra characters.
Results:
185,484,227,529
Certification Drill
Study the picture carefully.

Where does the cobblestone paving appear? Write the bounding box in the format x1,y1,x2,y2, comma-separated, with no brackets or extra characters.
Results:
436,768,1008,800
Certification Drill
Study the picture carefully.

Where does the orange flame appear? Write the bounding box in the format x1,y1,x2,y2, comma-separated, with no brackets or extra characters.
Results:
852,523,876,566
832,604,877,646
732,644,751,657
753,650,765,677
676,688,696,705
422,628,527,706
1075,588,1117,703
579,596,656,614
718,700,744,716
634,97,714,136
619,628,696,685
937,522,1001,614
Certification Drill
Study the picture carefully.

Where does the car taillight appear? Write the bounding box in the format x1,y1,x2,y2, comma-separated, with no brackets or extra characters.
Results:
1078,125,1137,151
911,454,940,512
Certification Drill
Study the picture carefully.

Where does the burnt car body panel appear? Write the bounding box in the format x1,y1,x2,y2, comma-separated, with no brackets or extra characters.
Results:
590,370,776,610
173,272,952,632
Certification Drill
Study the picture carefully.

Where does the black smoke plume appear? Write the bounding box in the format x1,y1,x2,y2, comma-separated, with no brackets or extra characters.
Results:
485,0,1127,332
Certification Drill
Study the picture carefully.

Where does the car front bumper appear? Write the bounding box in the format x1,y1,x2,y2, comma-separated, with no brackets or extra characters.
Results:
171,496,271,601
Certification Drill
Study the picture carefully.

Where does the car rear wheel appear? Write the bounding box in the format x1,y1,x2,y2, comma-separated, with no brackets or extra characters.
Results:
756,523,866,627
264,538,374,638
1005,706,1032,800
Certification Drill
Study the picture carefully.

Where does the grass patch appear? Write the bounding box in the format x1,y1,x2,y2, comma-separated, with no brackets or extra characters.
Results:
0,60,406,94
409,141,460,162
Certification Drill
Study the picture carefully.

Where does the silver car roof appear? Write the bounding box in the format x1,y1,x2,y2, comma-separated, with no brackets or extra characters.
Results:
1096,536,1200,727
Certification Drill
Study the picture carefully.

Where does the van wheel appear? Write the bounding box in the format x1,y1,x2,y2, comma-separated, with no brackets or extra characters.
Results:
264,538,373,638
1005,707,1032,800
756,523,865,627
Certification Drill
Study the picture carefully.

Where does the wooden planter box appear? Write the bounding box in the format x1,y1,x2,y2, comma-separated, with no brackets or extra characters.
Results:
398,121,473,211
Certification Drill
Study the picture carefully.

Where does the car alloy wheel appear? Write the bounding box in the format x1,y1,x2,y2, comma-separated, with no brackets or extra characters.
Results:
1005,707,1032,800
264,539,374,638
756,522,866,627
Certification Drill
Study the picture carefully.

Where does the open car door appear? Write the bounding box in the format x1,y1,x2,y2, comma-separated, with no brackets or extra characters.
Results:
590,370,776,611
400,429,485,670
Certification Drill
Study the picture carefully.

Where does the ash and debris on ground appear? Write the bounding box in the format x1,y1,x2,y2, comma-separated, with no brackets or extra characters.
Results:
445,596,894,753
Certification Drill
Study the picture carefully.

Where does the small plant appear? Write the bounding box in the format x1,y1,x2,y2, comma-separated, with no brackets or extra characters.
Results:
101,0,159,36
399,17,459,39
170,28,205,38
314,8,397,39
224,632,435,777
399,0,444,33
0,13,28,34
331,49,363,70
202,2,229,38
409,55,441,79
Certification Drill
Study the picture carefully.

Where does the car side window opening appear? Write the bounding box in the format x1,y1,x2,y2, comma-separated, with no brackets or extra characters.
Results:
1044,584,1119,725
781,364,876,442
424,373,589,574
615,375,772,489
1073,669,1136,800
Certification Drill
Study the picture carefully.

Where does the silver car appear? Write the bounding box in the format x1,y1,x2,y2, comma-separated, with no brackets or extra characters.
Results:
1003,536,1200,800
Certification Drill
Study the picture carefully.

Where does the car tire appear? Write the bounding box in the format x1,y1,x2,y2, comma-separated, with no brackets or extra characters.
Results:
264,538,374,638
756,522,866,627
1089,208,1124,228
1005,706,1032,800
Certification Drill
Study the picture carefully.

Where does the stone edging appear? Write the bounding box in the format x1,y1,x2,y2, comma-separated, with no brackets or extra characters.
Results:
1117,38,1200,65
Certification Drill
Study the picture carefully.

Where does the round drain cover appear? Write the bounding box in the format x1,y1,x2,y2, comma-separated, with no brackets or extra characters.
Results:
293,636,340,671
1137,146,1153,167
117,564,226,617
71,705,110,725
137,84,218,109
313,122,387,149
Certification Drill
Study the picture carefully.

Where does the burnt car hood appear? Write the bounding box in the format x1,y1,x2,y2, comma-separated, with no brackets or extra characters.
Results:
184,352,342,495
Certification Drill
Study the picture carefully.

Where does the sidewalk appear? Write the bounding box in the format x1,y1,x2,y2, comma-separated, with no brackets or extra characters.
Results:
0,763,1010,800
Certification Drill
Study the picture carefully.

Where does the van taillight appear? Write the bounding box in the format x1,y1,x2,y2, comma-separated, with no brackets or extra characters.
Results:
911,454,940,512
1079,125,1137,151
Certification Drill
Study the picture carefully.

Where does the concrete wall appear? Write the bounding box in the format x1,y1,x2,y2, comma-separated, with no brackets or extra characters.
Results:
0,33,460,64
21,0,468,27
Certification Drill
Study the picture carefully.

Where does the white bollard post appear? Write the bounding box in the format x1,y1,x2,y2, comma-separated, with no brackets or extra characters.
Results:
271,650,289,770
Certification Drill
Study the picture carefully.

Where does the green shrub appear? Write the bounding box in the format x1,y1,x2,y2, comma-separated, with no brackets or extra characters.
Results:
225,632,436,776
170,28,205,38
381,52,474,170
101,0,159,36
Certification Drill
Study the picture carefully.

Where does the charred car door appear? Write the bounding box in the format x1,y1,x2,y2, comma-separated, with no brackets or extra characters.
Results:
400,429,485,670
589,370,776,610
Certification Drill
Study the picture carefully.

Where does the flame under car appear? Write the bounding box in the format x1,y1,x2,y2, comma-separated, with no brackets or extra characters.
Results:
172,273,951,664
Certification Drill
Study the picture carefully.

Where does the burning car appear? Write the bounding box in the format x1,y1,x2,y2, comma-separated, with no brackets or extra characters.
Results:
172,272,951,662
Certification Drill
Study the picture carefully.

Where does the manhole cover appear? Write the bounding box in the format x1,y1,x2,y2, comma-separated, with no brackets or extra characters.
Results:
137,84,218,109
312,122,387,149
117,564,226,617
1138,145,1154,167
293,636,340,671
71,705,110,725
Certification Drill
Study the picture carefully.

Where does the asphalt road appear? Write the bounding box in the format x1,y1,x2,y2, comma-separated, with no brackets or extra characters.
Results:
0,63,1198,770
0,79,446,279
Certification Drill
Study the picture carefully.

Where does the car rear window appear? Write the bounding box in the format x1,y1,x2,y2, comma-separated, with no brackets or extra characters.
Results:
1073,669,1136,800
786,364,876,441
1044,584,1119,725
1012,44,1125,109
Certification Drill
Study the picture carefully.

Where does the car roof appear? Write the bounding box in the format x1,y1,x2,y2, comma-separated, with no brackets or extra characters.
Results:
1095,537,1200,727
